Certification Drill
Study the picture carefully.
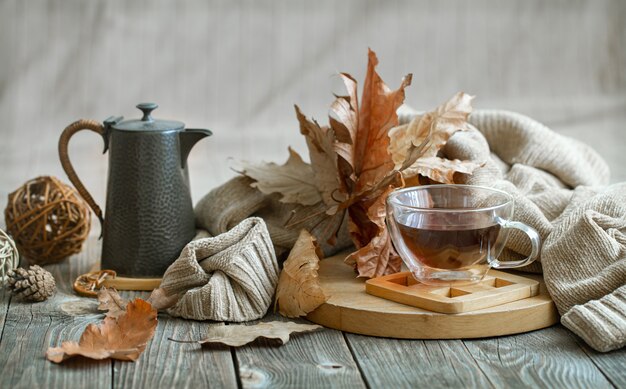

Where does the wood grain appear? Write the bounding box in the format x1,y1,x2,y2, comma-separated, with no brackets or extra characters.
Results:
0,239,112,389
308,253,558,339
113,291,238,389
345,334,493,389
463,326,614,388
233,314,366,389
568,331,626,388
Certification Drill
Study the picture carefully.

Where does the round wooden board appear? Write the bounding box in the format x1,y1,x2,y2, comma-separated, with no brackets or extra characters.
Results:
306,252,559,339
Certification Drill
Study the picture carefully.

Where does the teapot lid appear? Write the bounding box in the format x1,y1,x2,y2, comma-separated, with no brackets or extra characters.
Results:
108,103,184,132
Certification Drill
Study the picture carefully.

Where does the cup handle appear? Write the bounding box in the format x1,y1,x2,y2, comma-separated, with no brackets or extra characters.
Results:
491,220,541,269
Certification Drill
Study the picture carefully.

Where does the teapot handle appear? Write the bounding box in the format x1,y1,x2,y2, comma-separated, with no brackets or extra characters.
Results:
58,119,108,237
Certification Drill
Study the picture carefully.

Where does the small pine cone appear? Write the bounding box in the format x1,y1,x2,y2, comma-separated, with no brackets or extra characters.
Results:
6,265,56,302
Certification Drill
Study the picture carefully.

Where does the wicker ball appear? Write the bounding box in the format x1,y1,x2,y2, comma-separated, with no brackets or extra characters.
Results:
0,228,19,282
4,176,91,265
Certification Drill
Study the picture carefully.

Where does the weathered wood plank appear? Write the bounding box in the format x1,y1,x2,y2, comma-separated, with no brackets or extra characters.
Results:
233,314,365,388
0,238,112,389
113,291,238,389
462,325,613,388
345,334,494,388
567,330,626,388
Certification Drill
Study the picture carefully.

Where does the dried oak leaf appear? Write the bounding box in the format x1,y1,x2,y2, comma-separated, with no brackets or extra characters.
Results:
46,298,157,363
97,287,128,319
275,230,328,318
240,147,321,206
170,321,322,347
389,92,478,182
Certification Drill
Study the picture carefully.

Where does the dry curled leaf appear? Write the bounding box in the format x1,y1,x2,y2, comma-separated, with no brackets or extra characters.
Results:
330,50,410,277
296,105,342,208
46,298,157,363
275,230,328,318
240,147,321,206
389,92,475,179
97,287,128,319
170,321,322,347
73,270,116,297
402,156,483,184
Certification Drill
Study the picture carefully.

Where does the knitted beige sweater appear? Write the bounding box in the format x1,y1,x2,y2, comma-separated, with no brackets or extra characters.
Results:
430,109,625,352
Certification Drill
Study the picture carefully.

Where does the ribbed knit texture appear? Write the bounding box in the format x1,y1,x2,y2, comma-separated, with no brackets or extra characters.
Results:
152,217,279,322
400,107,625,352
195,175,352,259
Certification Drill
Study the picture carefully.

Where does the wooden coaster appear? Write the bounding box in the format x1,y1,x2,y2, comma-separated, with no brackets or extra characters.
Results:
365,271,539,314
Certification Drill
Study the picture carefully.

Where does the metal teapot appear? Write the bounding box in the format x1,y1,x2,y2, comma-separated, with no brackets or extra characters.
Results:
58,103,211,277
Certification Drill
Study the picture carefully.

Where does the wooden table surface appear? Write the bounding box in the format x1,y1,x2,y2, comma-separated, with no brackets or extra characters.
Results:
0,240,625,389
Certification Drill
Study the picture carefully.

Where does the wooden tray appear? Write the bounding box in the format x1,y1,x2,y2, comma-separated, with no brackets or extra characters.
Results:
365,270,539,313
307,252,558,339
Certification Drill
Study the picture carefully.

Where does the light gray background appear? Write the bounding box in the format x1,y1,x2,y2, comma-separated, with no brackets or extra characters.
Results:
1,0,624,227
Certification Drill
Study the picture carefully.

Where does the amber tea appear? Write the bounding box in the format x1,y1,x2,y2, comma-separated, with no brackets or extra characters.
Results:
397,222,501,270
387,185,540,286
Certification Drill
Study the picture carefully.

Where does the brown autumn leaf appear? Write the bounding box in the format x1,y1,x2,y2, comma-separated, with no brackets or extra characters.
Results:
333,49,412,196
295,105,343,208
403,156,483,184
389,92,475,178
330,49,410,277
46,299,158,363
170,321,322,347
345,186,401,277
97,287,128,319
275,230,328,318
240,147,322,205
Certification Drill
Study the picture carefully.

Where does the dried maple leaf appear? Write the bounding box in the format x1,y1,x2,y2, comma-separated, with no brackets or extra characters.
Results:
275,230,328,318
296,106,342,208
345,186,401,277
97,287,128,319
333,49,412,196
240,148,321,205
389,92,475,179
170,321,321,347
46,298,158,363
329,50,410,276
403,156,483,184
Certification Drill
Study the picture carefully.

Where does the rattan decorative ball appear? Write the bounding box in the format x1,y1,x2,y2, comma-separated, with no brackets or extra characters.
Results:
4,176,91,265
0,228,19,282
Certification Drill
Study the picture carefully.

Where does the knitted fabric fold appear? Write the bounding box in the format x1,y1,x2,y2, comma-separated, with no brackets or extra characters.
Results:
150,217,279,322
400,107,625,352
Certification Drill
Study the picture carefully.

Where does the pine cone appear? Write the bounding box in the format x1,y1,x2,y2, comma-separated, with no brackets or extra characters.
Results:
6,265,56,302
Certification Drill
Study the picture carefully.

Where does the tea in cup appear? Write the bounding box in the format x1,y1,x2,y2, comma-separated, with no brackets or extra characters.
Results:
386,185,540,286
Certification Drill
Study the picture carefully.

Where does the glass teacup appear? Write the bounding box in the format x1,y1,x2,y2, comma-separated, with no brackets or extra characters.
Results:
386,185,540,286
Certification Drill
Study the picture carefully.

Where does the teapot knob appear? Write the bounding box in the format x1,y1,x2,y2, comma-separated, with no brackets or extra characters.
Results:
137,102,158,122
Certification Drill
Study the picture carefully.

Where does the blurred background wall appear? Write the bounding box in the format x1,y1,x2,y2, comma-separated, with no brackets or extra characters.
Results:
0,0,624,212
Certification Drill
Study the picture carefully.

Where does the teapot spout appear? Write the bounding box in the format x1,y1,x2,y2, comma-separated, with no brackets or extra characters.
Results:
180,128,212,168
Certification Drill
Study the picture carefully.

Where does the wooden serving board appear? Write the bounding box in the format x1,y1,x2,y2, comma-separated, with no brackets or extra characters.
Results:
307,252,559,339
